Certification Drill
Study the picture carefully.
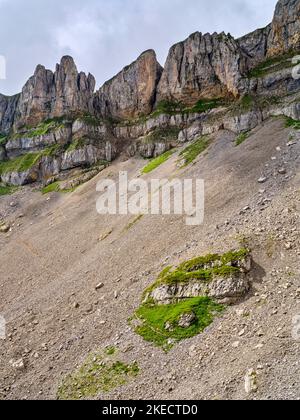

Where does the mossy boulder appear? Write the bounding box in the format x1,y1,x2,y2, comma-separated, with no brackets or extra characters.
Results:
144,249,252,305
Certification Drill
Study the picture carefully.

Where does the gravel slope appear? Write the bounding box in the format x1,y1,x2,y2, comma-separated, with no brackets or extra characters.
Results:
0,117,299,400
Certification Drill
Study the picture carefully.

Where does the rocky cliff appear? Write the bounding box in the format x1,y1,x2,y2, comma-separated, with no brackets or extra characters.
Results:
0,0,299,188
11,56,95,131
267,0,300,57
156,32,249,104
94,50,163,120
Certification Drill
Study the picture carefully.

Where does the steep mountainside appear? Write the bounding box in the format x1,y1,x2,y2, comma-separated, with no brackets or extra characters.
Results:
0,0,300,402
94,50,163,120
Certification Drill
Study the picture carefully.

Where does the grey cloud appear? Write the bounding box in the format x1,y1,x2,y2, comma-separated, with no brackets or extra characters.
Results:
0,0,277,95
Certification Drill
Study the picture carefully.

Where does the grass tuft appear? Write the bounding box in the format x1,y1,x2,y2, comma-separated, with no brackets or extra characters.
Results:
133,297,224,351
285,117,300,130
179,136,210,167
57,351,139,400
248,50,299,78
235,132,250,146
0,184,18,196
142,150,174,174
0,153,41,175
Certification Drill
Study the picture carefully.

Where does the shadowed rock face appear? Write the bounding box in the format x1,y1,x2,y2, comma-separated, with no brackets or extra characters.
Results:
13,56,95,130
0,94,20,133
156,32,249,105
267,0,300,57
238,26,271,68
94,50,163,120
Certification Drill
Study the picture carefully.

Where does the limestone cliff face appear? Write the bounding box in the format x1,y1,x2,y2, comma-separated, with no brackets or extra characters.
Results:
156,32,249,105
0,94,20,133
238,26,271,68
14,56,95,129
267,0,300,57
94,50,163,120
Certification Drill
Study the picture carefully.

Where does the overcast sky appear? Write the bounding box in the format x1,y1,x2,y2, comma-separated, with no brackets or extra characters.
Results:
0,0,277,95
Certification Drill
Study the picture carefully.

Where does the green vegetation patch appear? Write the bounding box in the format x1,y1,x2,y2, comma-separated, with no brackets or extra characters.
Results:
248,50,299,78
66,137,88,152
185,98,226,114
0,184,18,196
12,117,66,140
41,181,78,195
179,136,210,167
235,131,250,146
132,249,249,350
133,297,224,351
57,352,139,400
0,152,41,175
151,98,226,118
78,113,105,127
0,134,7,146
285,117,300,130
142,150,174,174
0,145,66,177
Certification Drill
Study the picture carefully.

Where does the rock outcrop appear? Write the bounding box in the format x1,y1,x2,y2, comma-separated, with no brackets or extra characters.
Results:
94,50,163,120
156,32,249,105
145,250,253,305
0,94,20,133
238,27,271,68
0,0,299,188
267,0,300,57
13,56,95,130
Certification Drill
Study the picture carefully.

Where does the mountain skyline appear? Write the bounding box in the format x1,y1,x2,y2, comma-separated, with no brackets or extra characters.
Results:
0,0,277,95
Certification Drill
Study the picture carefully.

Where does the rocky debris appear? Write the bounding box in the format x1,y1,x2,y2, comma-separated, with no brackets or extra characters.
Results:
58,168,103,191
258,177,268,184
0,222,10,233
245,369,258,394
178,312,196,328
9,358,25,371
94,50,163,120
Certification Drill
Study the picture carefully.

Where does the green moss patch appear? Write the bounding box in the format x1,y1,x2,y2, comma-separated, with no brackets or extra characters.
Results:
0,134,7,146
78,113,105,127
0,145,66,177
133,297,224,351
285,117,300,130
235,132,250,146
0,184,18,196
142,150,174,174
57,352,139,400
41,181,77,195
248,50,299,78
185,98,226,114
151,98,226,118
66,137,87,152
0,152,41,175
132,249,250,350
179,136,210,167
12,117,66,140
